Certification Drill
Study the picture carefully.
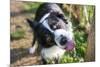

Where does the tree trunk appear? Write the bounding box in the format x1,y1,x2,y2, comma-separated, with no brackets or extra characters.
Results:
84,18,95,62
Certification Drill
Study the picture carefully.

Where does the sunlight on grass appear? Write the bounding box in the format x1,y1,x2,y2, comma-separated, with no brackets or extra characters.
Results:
24,2,41,11
11,29,25,40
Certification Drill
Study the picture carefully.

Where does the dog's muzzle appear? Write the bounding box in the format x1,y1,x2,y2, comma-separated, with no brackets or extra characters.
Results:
54,29,75,51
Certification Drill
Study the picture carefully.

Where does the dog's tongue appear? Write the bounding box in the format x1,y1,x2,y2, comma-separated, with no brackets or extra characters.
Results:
64,41,74,51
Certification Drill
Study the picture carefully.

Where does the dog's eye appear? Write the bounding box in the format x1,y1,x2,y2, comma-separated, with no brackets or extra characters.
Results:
57,14,68,24
57,14,64,18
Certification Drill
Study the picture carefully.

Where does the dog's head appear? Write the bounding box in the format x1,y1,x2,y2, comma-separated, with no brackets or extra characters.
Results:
47,12,75,51
27,5,75,51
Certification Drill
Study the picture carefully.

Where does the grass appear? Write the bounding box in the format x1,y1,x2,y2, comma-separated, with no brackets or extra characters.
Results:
11,29,25,40
24,2,41,12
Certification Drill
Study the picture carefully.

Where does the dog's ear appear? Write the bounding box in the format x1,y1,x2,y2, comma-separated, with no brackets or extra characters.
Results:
57,13,68,24
51,12,68,24
26,19,38,30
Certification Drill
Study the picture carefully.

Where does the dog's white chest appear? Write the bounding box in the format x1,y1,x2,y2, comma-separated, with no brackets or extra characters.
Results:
41,45,65,60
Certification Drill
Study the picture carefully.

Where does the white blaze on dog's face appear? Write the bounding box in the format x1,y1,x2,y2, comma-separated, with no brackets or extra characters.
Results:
40,12,75,51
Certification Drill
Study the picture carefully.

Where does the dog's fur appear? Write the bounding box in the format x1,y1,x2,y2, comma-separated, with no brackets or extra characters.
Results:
27,3,74,64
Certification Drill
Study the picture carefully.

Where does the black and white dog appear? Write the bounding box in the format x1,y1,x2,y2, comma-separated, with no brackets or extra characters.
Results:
27,3,75,64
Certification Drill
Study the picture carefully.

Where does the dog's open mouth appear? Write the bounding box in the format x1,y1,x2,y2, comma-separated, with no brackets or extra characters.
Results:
64,41,75,51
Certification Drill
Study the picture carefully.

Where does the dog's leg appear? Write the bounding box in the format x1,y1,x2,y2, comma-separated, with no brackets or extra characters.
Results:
27,19,38,54
29,44,38,54
29,37,38,54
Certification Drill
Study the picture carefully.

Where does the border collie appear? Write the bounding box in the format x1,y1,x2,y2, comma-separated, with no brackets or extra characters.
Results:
27,3,75,64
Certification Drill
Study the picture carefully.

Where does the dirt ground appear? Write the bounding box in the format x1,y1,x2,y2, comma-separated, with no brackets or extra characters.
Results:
10,0,41,66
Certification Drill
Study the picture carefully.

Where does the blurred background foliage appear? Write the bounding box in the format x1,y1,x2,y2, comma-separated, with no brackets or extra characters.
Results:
10,1,95,65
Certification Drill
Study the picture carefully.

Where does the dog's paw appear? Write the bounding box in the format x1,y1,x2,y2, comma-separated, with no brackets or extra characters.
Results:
29,47,35,54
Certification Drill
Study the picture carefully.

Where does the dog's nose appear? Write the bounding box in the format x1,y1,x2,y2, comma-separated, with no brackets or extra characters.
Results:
60,36,67,45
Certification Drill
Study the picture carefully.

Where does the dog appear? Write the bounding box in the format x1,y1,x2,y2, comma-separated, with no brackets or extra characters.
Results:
27,3,75,64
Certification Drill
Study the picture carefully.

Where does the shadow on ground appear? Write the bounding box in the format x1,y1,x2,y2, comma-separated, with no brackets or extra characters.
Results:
10,48,41,66
10,48,29,63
